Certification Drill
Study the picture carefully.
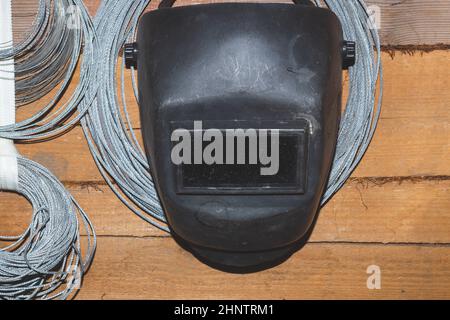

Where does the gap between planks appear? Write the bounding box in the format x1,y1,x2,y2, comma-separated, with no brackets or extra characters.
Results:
59,175,450,188
81,234,450,248
3,176,450,243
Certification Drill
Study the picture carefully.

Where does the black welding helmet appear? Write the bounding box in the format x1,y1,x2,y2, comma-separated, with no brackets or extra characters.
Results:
125,1,355,271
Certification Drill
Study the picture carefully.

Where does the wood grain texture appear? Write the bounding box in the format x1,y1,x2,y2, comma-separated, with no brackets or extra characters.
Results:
12,0,450,45
1,178,449,243
3,0,450,300
11,0,39,44
76,237,450,300
16,51,450,181
368,0,450,45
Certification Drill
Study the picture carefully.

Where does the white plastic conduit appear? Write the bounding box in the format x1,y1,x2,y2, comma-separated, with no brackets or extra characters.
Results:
0,0,18,191
0,1,96,300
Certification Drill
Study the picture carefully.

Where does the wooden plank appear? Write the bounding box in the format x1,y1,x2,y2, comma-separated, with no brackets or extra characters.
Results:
11,0,39,45
317,177,450,244
119,50,450,127
2,178,449,244
76,237,450,300
16,51,450,181
354,117,449,177
14,8,450,127
6,0,450,301
84,0,450,45
13,1,450,46
17,127,102,181
16,119,450,182
368,0,450,46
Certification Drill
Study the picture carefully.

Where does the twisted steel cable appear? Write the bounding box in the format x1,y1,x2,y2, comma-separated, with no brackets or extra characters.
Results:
0,157,96,300
0,0,96,300
315,0,383,203
14,1,76,105
0,0,75,106
81,0,382,231
0,0,97,141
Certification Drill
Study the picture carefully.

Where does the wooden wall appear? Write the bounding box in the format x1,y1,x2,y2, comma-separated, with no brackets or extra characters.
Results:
2,0,450,299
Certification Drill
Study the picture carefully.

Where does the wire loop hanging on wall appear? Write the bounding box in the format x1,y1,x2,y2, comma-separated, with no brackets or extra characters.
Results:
0,0,97,141
81,0,382,232
0,157,96,300
82,0,167,231
314,0,383,204
0,0,96,300
1,0,73,106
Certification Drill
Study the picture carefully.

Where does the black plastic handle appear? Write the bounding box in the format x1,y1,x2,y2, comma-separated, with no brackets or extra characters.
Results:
158,0,314,9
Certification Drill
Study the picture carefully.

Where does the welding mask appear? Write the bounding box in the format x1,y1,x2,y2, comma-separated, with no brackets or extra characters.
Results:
125,1,355,271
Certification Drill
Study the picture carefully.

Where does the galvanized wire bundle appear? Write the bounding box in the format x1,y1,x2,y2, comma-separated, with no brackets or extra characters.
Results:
0,0,97,141
82,0,167,231
0,0,96,300
314,0,383,203
0,157,96,300
82,0,382,231
1,0,75,106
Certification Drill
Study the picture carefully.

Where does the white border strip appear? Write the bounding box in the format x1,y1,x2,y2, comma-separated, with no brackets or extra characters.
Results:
0,0,19,191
